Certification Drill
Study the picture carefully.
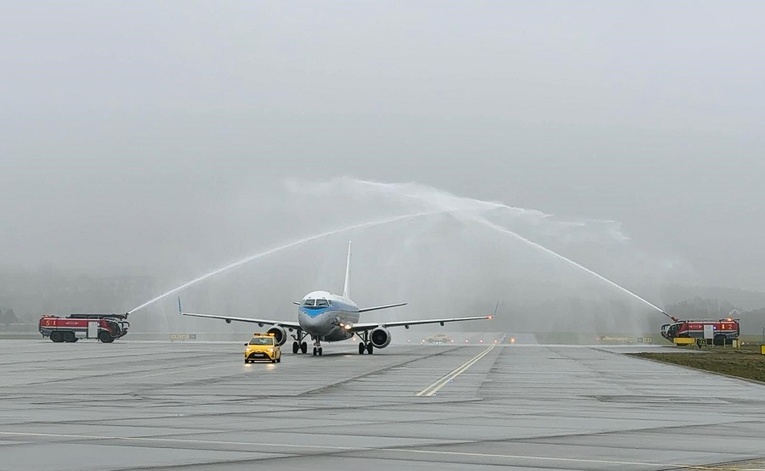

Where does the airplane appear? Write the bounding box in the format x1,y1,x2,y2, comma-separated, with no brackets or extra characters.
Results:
179,242,492,356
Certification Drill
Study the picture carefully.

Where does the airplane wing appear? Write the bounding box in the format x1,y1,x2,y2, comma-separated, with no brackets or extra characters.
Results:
349,314,492,332
358,302,407,313
178,298,301,330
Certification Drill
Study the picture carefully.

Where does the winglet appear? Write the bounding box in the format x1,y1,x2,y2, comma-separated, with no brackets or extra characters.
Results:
343,241,352,299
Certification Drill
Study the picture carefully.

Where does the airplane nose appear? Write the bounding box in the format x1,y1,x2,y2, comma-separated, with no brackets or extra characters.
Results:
299,310,328,333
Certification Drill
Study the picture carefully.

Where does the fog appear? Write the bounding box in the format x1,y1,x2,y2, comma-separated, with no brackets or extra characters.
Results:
2,2,763,334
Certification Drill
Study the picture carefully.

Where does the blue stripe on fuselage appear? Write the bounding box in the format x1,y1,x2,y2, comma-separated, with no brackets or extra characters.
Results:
299,299,358,319
299,306,331,318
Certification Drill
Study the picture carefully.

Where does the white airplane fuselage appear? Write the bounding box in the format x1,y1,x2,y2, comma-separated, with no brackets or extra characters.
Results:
297,290,360,342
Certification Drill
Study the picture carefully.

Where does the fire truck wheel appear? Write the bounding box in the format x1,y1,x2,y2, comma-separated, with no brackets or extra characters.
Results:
63,331,76,343
98,331,115,343
50,331,64,343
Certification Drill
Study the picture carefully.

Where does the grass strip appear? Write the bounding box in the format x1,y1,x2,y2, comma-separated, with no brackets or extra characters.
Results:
629,346,765,383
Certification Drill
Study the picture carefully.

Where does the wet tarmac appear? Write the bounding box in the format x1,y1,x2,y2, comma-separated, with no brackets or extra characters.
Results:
1,338,765,470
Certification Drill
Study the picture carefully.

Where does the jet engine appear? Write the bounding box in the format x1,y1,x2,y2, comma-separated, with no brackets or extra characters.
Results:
370,327,391,349
266,325,287,346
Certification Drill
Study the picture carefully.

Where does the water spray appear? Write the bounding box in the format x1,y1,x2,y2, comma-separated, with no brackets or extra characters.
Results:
352,179,666,315
128,208,454,313
129,178,666,318
459,212,666,314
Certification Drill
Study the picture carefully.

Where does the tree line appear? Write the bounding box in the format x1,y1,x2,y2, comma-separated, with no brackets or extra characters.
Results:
0,308,20,325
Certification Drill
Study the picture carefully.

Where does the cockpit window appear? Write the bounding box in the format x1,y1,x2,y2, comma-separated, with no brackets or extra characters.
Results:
303,298,330,308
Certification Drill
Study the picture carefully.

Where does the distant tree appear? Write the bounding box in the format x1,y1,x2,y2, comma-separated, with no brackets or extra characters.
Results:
1,308,19,325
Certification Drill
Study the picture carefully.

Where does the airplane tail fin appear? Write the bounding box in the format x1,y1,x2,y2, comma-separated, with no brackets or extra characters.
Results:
343,241,352,298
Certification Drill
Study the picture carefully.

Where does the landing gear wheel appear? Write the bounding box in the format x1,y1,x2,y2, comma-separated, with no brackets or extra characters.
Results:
359,342,365,355
318,347,323,356
292,342,299,354
313,347,317,356
366,343,374,354
300,342,308,354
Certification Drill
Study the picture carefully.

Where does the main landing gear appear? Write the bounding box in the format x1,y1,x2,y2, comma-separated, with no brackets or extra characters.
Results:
358,342,374,354
292,341,308,354
356,331,373,354
291,329,309,354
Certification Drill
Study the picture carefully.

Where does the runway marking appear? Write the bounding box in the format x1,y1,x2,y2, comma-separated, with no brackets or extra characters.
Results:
416,345,495,397
131,363,228,379
375,448,765,470
0,431,356,451
0,431,759,470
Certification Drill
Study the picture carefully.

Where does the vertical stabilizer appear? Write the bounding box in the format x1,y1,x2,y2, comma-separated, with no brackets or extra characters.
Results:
343,241,352,299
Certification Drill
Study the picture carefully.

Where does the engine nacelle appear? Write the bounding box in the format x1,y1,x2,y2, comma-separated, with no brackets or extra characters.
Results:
370,327,391,349
267,325,287,346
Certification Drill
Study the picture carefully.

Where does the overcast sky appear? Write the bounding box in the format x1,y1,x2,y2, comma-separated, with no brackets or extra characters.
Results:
2,1,764,298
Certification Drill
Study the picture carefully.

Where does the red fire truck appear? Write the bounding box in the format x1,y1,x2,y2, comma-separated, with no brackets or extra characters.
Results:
660,317,740,346
38,313,130,343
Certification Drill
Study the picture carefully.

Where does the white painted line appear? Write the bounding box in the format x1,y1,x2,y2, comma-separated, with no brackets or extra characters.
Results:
0,430,748,469
375,447,746,469
416,345,495,397
131,363,230,379
0,431,355,451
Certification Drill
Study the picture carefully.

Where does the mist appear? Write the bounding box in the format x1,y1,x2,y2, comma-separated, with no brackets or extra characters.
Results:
2,1,763,337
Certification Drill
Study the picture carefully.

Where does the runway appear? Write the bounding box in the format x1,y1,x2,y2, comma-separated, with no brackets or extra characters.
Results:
1,338,765,470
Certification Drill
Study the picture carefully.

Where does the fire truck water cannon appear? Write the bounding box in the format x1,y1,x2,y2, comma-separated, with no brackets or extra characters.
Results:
38,313,130,343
